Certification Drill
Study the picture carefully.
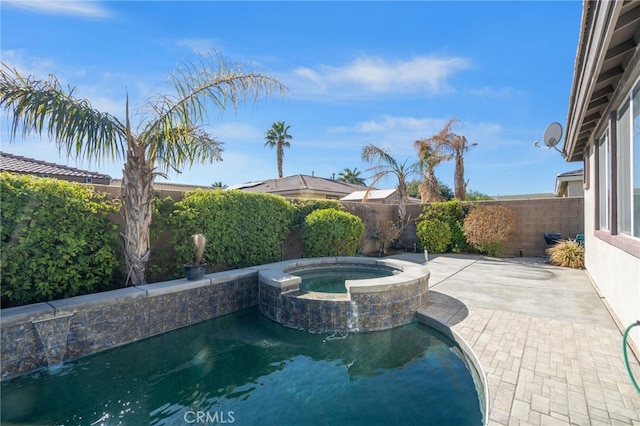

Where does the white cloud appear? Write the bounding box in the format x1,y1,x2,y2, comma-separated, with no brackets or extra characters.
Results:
285,55,470,100
3,1,112,18
175,38,223,55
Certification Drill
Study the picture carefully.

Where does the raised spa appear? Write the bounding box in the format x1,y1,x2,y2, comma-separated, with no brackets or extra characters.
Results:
258,257,430,333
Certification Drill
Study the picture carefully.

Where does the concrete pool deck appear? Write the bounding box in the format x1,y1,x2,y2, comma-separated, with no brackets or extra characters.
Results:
390,252,640,425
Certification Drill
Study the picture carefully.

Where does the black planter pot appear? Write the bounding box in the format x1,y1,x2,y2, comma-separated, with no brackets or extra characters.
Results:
184,263,207,281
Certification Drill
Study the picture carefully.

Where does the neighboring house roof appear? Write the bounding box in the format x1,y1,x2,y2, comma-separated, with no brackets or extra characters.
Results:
230,174,365,198
564,1,640,161
110,178,216,192
491,193,555,200
0,151,111,184
555,169,584,197
341,189,397,202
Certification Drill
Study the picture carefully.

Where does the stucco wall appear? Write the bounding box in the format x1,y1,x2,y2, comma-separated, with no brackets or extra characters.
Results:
583,156,640,354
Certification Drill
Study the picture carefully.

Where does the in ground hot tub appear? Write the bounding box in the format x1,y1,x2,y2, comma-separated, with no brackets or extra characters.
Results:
257,257,430,333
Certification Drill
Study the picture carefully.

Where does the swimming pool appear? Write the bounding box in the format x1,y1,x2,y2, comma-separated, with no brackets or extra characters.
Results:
1,308,484,425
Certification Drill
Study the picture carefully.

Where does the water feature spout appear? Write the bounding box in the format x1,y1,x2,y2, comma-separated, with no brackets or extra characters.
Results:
32,313,74,367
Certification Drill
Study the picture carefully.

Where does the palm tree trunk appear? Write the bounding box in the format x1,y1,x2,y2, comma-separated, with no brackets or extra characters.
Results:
454,155,466,200
424,170,442,202
277,141,284,178
121,142,154,285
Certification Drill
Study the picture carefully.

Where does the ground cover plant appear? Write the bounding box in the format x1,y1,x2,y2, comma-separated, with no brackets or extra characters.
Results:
0,173,122,307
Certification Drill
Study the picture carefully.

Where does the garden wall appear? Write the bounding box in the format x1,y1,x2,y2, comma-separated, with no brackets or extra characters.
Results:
344,197,584,258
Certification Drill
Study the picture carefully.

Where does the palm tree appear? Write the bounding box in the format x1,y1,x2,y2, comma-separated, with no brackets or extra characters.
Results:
414,120,454,202
361,144,421,225
264,121,292,178
448,125,477,200
211,181,228,189
0,54,285,285
337,167,366,185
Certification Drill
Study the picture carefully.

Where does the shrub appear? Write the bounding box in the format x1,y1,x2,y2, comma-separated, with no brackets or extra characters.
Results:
416,218,451,254
463,204,516,256
290,198,343,226
171,190,294,272
301,208,365,257
417,200,470,253
0,173,121,307
546,240,585,269
375,220,402,254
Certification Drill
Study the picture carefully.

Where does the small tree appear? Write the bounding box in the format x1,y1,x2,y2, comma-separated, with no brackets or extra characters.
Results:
463,204,516,256
361,144,421,226
375,220,402,255
0,54,285,285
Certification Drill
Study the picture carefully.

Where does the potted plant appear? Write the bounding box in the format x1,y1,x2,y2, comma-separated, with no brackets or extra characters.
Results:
184,233,207,281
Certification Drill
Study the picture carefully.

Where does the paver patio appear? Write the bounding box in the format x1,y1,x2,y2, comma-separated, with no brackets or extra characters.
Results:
392,253,640,425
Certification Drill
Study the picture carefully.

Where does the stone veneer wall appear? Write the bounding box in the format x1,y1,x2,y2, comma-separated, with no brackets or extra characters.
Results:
259,258,430,333
1,269,258,380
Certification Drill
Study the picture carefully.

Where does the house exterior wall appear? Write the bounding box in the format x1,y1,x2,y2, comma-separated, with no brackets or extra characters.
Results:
566,180,584,197
583,145,640,353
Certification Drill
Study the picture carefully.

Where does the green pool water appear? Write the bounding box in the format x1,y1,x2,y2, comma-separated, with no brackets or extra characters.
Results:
1,308,483,425
297,266,396,293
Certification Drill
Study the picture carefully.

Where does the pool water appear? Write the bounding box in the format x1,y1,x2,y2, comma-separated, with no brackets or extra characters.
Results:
296,266,396,293
1,308,483,425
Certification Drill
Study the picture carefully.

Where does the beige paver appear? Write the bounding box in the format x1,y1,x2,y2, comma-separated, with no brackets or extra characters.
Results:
398,253,640,425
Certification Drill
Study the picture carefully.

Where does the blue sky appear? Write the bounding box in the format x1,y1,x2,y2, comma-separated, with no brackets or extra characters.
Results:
1,1,582,195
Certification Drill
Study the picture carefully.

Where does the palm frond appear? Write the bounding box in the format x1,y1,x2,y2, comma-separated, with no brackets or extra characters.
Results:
143,52,286,173
0,63,126,164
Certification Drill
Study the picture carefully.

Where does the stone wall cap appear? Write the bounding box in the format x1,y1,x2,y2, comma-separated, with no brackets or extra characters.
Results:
1,303,55,327
48,287,147,313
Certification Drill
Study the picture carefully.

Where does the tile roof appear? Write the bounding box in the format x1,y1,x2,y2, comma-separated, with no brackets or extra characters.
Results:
0,152,111,180
230,174,366,195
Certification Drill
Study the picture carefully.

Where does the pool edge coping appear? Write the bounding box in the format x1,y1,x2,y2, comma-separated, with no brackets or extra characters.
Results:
416,311,490,426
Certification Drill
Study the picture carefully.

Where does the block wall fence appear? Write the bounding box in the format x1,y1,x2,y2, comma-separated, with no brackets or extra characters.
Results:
91,184,584,259
343,197,584,258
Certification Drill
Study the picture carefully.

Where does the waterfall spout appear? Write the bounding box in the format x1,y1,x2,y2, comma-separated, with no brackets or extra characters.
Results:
32,313,74,367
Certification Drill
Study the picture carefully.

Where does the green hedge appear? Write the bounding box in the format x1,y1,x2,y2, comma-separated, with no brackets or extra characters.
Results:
416,200,471,253
170,190,294,271
0,173,122,307
416,218,451,253
301,208,364,257
289,198,343,226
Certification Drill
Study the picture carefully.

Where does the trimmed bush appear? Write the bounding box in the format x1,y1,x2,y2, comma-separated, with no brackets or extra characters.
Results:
171,190,294,272
301,208,365,257
416,218,451,254
416,200,470,253
1,173,121,307
290,198,343,226
546,240,585,269
463,204,516,256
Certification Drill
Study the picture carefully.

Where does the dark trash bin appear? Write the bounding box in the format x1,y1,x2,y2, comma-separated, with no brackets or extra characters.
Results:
544,233,562,246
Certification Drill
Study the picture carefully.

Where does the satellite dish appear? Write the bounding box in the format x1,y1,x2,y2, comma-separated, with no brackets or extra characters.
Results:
543,122,563,148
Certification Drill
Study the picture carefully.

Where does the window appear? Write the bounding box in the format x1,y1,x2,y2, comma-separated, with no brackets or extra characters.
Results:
633,85,640,237
614,81,640,238
598,130,610,230
617,99,631,234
